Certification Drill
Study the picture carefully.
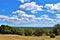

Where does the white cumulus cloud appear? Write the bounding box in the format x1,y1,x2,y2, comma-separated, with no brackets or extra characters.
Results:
0,15,21,24
19,0,30,3
56,14,60,18
13,10,36,22
0,15,9,21
20,2,43,13
45,2,60,13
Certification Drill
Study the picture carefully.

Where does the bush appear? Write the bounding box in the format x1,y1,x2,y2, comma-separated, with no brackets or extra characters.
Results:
15,28,24,35
0,25,11,34
53,29,59,36
45,32,50,36
24,28,33,36
10,28,24,35
50,33,55,38
33,29,43,36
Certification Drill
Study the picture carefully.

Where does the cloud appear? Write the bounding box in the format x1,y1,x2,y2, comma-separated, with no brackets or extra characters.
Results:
12,2,60,27
35,15,58,27
45,2,60,13
0,15,21,24
8,17,21,24
1,11,58,27
0,15,9,21
54,14,60,23
27,15,57,27
13,10,36,22
13,10,35,18
20,2,43,13
35,15,55,22
13,10,58,26
19,0,30,3
56,14,60,18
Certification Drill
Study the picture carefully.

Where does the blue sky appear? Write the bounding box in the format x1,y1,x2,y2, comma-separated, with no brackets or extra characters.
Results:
0,0,60,27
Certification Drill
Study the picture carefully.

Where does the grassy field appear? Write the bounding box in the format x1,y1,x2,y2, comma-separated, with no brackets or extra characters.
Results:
0,34,60,40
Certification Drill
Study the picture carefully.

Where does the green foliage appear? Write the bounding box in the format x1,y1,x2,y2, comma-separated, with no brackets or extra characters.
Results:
0,24,60,36
0,25,24,35
15,28,24,35
54,24,60,29
45,32,50,36
33,28,43,36
50,33,55,38
53,24,60,35
24,28,33,36
53,29,59,36
0,25,11,34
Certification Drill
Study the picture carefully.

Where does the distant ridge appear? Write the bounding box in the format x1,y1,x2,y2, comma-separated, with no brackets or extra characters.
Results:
17,27,53,29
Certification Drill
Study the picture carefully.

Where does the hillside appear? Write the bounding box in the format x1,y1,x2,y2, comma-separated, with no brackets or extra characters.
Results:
0,34,60,40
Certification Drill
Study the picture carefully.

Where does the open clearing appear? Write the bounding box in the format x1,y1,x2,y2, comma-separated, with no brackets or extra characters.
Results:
0,34,60,40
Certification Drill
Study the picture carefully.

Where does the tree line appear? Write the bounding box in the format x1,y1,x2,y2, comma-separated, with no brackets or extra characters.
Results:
0,24,60,38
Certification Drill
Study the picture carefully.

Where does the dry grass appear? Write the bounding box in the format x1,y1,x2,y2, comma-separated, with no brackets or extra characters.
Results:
0,34,60,40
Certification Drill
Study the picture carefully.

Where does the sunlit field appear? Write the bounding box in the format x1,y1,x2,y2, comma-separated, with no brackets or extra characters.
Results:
0,34,60,40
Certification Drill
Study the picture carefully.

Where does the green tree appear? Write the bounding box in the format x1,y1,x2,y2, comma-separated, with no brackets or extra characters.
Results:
24,28,33,36
33,28,43,36
50,33,55,38
53,24,60,35
54,24,60,29
53,29,59,36
15,28,24,35
0,25,11,34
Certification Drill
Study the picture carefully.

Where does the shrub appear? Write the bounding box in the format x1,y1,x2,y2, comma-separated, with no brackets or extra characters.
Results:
50,33,55,38
33,29,43,36
0,25,11,34
45,32,50,36
53,29,59,36
10,28,24,35
24,29,33,36
15,28,24,35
